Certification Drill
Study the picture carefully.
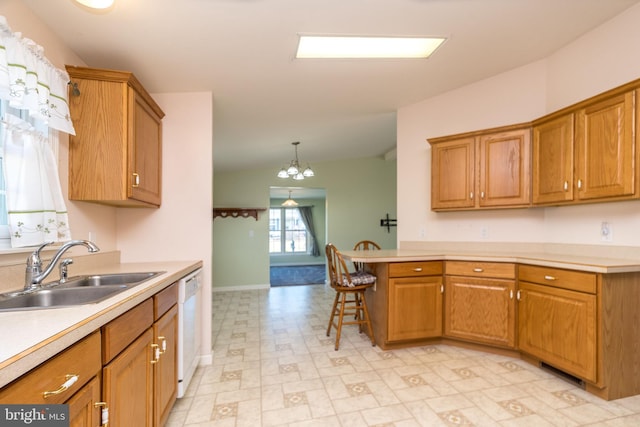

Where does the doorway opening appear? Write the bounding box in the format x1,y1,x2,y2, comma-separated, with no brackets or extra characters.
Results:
269,186,327,286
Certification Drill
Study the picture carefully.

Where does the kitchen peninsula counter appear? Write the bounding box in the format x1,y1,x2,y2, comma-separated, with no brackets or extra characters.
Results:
340,242,640,401
0,258,203,388
341,246,640,273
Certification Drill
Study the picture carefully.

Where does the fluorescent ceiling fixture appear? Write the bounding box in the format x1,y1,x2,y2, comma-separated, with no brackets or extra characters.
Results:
74,0,114,9
296,35,446,59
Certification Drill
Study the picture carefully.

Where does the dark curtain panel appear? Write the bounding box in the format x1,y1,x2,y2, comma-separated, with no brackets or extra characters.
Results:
298,206,320,257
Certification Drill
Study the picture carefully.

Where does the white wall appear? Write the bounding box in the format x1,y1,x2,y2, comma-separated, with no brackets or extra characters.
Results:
397,3,640,248
117,92,213,362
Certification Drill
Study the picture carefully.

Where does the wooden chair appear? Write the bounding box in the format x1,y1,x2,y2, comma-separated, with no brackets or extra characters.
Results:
352,240,381,273
325,243,376,350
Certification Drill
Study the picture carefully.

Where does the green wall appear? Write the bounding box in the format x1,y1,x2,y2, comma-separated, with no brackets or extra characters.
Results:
213,156,397,289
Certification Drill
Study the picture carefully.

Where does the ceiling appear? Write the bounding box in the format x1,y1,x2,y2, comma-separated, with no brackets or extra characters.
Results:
23,0,640,174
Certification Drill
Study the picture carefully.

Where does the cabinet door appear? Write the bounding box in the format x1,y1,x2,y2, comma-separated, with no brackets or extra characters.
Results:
68,78,127,202
388,276,442,341
103,328,154,427
518,281,597,382
532,114,575,204
129,89,162,206
68,376,101,427
154,305,178,427
575,91,635,201
444,276,516,348
478,128,531,207
430,137,476,210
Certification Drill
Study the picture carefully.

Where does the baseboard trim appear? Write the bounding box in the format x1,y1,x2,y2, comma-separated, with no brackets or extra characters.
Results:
212,283,271,292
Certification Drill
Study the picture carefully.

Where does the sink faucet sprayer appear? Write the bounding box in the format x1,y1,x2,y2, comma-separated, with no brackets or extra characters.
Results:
24,240,100,290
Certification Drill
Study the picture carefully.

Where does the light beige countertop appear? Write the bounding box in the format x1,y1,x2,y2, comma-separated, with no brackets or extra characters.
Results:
341,248,640,274
0,259,202,389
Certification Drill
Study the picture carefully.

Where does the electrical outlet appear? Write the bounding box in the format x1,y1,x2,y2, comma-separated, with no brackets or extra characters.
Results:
480,226,489,239
601,222,613,242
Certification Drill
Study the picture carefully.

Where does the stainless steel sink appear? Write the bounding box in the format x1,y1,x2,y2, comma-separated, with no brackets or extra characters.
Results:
0,271,165,311
55,272,163,288
0,286,128,310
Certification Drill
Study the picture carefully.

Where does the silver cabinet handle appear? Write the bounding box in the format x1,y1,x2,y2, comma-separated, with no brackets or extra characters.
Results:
440,284,444,293
516,290,521,301
577,179,582,189
412,267,423,272
43,374,78,398
132,172,140,187
509,289,514,299
480,191,485,199
470,192,474,200
564,181,569,191
473,268,483,273
544,275,556,281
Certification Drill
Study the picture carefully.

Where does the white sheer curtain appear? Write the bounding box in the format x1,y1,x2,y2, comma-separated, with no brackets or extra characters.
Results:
0,16,75,248
0,16,75,134
1,114,70,247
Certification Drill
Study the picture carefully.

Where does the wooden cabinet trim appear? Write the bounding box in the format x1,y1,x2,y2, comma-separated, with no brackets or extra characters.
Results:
102,298,154,364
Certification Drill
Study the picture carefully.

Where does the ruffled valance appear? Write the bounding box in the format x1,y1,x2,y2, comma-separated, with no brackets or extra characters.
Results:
0,16,75,135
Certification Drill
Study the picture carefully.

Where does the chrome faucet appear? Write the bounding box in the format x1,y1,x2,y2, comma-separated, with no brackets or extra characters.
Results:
24,240,100,290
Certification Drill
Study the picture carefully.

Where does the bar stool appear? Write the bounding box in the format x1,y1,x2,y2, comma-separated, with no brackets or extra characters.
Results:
325,243,376,351
353,240,381,273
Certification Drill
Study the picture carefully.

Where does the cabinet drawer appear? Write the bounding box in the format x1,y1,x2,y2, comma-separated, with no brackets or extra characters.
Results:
519,265,596,294
154,281,178,320
102,298,154,364
446,261,515,279
0,332,101,404
389,261,442,278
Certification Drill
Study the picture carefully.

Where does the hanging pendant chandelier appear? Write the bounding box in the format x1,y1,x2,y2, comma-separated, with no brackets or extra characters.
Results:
277,142,314,180
281,190,299,207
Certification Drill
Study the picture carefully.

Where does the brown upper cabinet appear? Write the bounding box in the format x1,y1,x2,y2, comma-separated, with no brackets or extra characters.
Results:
429,124,531,211
66,66,165,208
532,88,638,206
429,78,640,212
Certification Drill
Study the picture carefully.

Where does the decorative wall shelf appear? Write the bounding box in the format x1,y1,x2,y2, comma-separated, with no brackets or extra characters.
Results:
213,208,266,221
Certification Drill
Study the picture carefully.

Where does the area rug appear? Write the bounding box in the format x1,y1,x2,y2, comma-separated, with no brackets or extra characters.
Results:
270,265,326,286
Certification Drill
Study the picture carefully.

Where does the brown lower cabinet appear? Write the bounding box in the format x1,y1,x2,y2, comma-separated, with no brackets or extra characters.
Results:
102,284,178,427
366,259,640,401
0,282,179,427
444,261,517,349
0,332,103,426
367,261,443,349
68,376,102,427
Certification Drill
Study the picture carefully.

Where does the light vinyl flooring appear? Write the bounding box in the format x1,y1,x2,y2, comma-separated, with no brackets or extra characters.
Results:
167,284,640,427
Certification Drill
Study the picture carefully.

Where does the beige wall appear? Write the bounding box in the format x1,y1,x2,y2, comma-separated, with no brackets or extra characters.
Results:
0,0,120,253
117,91,213,358
0,2,214,361
397,3,640,248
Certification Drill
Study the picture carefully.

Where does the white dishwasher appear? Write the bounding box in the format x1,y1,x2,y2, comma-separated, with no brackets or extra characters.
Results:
177,268,202,398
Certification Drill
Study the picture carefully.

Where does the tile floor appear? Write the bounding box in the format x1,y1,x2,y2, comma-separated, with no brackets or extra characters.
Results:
167,284,640,426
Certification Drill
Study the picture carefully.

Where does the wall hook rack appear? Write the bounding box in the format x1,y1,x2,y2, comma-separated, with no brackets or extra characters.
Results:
213,208,266,221
380,213,397,233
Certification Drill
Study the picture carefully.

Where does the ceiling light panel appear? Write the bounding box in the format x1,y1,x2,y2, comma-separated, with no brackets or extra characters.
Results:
296,35,446,59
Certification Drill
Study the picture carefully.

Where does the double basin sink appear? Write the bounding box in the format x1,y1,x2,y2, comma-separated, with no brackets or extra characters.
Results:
0,271,164,311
